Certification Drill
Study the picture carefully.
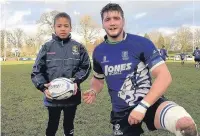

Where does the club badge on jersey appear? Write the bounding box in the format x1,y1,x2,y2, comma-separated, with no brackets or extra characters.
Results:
72,45,79,55
122,51,129,60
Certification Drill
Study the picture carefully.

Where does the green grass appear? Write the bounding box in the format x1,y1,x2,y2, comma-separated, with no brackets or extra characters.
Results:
1,62,200,136
1,61,34,65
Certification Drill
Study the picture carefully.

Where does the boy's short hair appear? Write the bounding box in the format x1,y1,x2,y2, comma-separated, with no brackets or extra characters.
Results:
54,12,71,26
100,3,124,21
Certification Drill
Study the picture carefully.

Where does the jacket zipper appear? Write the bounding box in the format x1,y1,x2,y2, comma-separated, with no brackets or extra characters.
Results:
60,41,64,77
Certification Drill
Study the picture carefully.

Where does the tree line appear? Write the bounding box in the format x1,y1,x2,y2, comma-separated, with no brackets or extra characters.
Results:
1,10,200,59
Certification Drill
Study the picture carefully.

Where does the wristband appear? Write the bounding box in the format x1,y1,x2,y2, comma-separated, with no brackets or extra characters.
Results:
140,100,150,109
133,100,151,114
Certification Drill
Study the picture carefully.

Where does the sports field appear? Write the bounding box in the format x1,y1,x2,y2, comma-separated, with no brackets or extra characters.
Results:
1,61,200,136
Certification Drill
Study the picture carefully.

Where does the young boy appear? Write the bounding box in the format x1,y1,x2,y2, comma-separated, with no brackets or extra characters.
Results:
31,12,91,136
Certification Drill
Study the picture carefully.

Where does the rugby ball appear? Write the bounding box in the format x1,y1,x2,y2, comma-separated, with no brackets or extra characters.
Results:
48,77,74,100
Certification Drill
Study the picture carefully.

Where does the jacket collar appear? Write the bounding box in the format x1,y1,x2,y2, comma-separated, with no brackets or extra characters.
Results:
52,33,71,43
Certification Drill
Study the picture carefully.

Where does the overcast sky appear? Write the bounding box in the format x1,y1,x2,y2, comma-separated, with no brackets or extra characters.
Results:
0,0,200,36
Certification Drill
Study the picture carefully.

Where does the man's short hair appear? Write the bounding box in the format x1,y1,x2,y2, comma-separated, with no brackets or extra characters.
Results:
53,12,71,26
100,3,124,21
196,47,199,50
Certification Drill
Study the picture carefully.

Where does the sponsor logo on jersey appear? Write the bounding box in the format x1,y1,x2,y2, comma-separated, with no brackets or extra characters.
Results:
105,63,132,76
113,124,123,135
101,56,109,63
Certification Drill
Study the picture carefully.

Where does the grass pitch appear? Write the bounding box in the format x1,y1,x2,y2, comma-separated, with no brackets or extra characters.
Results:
1,62,200,136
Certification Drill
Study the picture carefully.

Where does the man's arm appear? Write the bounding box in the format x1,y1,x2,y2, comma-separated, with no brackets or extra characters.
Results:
140,39,172,106
143,63,172,106
128,64,172,125
128,38,171,125
83,46,104,104
90,76,104,94
82,76,104,104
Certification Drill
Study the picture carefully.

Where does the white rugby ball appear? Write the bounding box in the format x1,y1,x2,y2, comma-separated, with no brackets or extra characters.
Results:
48,77,74,100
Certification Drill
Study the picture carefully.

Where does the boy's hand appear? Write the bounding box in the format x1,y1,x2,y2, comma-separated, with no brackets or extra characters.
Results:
43,83,52,99
73,83,78,95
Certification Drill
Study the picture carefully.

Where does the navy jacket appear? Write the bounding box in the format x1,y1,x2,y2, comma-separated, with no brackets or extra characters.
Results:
31,34,91,106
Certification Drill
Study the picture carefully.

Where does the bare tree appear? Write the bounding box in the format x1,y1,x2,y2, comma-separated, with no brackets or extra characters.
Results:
37,10,59,36
164,35,173,51
35,28,47,53
0,29,12,59
148,31,161,48
144,33,150,40
175,27,192,52
6,28,24,48
25,36,36,47
79,15,101,47
0,30,6,55
194,28,200,49
23,29,46,56
157,34,165,49
14,28,24,48
6,31,16,48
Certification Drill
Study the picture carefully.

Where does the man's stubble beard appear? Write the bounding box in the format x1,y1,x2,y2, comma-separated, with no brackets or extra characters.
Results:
106,28,123,39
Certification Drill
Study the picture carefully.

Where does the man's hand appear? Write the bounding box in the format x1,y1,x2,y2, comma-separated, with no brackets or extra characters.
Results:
128,110,145,125
82,90,97,104
128,100,150,125
43,83,52,99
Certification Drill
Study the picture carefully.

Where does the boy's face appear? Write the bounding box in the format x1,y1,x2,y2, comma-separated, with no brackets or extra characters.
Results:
54,17,71,39
102,11,124,38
